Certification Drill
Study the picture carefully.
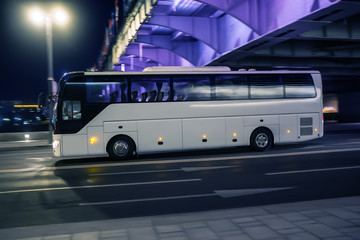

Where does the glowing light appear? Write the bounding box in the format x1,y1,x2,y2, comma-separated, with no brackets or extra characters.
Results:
24,134,30,139
323,106,337,113
90,137,97,144
53,8,68,25
29,7,68,26
287,130,291,133
202,135,207,139
14,105,39,108
29,8,44,25
315,128,318,132
52,140,60,148
158,137,163,141
233,133,237,137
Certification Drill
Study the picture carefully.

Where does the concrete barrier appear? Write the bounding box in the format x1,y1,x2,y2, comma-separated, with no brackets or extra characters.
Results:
0,131,50,142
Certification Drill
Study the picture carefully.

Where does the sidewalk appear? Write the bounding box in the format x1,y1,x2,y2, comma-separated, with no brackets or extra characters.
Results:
0,196,359,240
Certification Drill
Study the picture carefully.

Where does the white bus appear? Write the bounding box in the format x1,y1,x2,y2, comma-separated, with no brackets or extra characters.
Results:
52,67,323,160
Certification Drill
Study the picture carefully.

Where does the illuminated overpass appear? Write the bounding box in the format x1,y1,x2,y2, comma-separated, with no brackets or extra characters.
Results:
109,0,360,78
101,0,360,121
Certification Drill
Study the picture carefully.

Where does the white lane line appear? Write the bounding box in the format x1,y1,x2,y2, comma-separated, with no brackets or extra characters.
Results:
89,166,233,176
79,186,295,206
79,193,217,206
215,187,296,198
266,166,360,176
1,147,360,174
0,178,201,195
90,169,179,176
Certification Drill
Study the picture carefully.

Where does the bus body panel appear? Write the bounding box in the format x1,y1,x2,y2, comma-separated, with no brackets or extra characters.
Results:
62,134,87,156
243,115,280,144
225,117,244,146
86,98,320,128
182,117,226,150
138,119,182,153
87,126,105,155
104,121,138,133
279,115,298,143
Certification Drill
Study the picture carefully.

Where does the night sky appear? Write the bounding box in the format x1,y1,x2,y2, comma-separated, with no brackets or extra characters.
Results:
0,0,115,103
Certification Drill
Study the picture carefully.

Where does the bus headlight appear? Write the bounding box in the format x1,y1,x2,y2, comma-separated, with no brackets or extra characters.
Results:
52,140,60,149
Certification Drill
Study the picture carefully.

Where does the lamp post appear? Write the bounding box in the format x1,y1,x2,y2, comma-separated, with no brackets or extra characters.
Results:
29,7,68,142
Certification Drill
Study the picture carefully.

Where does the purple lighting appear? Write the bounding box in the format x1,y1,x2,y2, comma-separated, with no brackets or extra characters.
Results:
111,0,340,71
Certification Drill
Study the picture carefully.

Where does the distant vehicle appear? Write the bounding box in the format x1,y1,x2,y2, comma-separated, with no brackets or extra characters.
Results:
0,104,47,132
52,67,323,160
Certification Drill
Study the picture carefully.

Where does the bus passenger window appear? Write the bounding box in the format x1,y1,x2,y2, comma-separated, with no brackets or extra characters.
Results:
173,76,210,101
215,75,248,100
131,91,139,102
110,91,119,102
85,80,127,103
141,92,148,102
284,75,316,98
62,100,81,120
131,76,170,102
250,75,283,99
149,90,157,102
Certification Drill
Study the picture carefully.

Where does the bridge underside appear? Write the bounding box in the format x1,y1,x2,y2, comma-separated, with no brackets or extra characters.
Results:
111,0,359,80
108,0,360,121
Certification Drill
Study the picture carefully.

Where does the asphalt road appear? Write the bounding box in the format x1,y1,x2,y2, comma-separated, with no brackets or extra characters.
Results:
0,125,359,229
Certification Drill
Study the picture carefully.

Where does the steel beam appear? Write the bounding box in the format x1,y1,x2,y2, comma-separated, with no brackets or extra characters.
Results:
197,0,339,35
125,44,194,68
136,34,218,66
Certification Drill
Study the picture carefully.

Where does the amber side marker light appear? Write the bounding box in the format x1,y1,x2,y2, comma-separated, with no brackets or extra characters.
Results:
90,137,97,144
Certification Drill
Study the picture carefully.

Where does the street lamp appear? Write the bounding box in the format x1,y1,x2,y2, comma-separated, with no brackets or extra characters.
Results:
29,6,68,141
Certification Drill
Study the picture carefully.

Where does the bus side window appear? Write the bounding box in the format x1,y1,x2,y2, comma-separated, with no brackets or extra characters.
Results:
62,100,81,120
284,74,316,98
131,76,170,102
173,76,211,101
86,79,127,103
250,75,283,99
215,75,248,100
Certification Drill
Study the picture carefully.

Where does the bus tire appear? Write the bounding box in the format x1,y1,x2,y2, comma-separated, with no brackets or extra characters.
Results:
250,128,273,152
107,135,135,160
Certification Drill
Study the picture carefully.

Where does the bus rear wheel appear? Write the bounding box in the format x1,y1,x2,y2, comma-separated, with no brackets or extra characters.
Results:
250,128,273,151
107,136,135,160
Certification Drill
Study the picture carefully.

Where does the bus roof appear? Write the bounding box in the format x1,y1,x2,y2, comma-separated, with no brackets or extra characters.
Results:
60,69,321,81
85,69,320,75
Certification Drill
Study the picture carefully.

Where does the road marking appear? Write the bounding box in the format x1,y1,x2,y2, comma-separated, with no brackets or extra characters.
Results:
1,147,360,174
90,169,179,176
79,193,217,206
79,187,295,206
266,166,360,175
215,187,296,198
182,166,233,172
0,178,201,195
89,166,233,176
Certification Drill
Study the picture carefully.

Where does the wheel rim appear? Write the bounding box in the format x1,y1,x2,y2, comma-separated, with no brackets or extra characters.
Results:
255,133,268,148
113,140,129,157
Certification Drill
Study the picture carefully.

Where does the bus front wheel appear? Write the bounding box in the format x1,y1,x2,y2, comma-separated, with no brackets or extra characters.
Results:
250,128,273,151
107,136,135,160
